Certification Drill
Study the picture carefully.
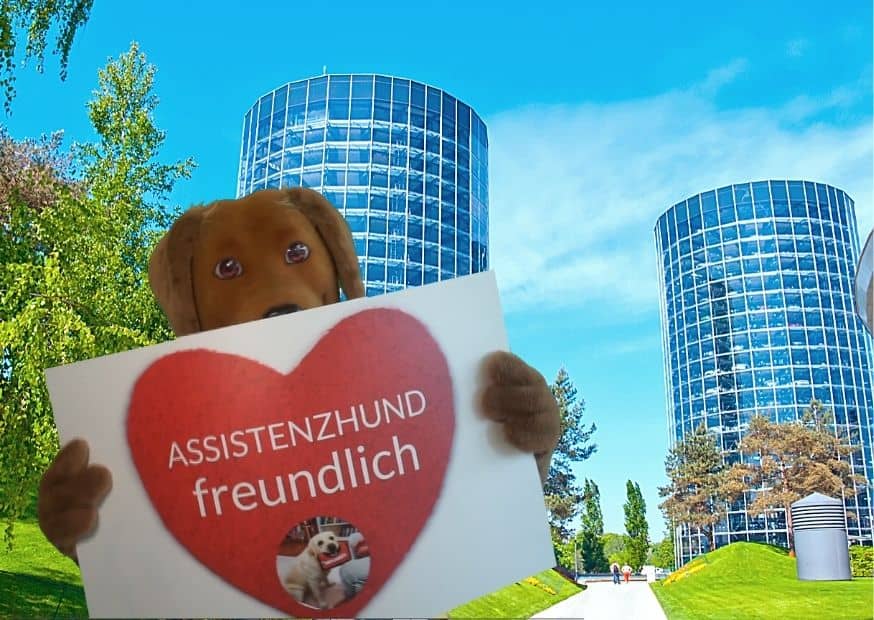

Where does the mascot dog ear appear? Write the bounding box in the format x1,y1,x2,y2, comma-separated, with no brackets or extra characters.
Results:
148,188,366,337
281,187,366,301
148,206,206,337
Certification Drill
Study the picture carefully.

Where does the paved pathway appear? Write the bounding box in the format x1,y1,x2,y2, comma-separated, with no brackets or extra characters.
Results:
531,580,668,620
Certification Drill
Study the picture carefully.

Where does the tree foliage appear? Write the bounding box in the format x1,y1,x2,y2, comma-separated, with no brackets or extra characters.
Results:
724,400,867,551
0,130,75,225
544,367,597,543
0,129,80,532
0,42,194,546
648,534,676,570
0,0,95,113
623,480,650,571
602,532,632,566
579,478,609,572
550,529,577,572
658,423,729,553
850,545,873,578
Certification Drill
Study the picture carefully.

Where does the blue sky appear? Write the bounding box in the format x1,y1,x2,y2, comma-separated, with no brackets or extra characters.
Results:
7,1,873,539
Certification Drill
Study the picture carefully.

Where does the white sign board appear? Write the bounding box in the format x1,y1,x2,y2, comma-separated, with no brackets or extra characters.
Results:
45,271,555,618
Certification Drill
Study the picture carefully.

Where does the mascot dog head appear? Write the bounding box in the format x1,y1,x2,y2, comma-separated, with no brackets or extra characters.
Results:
148,187,365,336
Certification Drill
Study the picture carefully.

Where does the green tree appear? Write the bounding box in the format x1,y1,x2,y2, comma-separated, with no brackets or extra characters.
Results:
648,533,676,570
550,529,577,572
0,0,95,112
658,423,729,554
544,367,597,544
0,129,78,531
0,42,194,545
724,400,867,552
602,532,632,565
579,479,609,572
623,480,650,571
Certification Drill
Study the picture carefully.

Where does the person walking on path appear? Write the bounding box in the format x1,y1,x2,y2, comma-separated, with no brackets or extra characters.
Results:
621,563,633,584
610,562,621,585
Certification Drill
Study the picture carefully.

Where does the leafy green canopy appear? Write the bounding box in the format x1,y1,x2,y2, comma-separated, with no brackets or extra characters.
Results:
0,0,95,113
624,479,650,570
0,42,194,547
579,478,609,572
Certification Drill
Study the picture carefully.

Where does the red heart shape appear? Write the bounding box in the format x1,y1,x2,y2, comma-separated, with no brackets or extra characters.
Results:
126,308,455,617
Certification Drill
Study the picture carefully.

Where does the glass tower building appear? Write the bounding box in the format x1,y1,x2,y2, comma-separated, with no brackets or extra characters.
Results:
236,73,489,297
655,180,874,566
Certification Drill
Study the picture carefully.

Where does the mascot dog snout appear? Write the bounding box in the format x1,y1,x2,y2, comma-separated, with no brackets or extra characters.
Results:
264,303,302,318
148,187,365,335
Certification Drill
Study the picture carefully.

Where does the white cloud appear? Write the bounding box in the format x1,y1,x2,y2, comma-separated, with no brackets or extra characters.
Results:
698,58,749,95
485,62,874,316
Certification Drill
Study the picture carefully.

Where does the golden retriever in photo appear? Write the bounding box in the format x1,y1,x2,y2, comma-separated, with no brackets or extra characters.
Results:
282,531,341,609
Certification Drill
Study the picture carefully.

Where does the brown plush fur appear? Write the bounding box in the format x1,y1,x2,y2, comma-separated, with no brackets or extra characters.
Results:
38,187,559,562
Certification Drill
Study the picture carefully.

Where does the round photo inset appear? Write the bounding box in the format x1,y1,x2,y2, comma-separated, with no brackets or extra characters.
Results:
276,516,371,611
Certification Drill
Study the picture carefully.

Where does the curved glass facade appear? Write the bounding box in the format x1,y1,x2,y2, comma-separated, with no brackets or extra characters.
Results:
655,180,874,566
236,74,489,297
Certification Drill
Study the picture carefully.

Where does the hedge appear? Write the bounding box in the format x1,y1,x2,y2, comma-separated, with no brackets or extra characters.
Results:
849,545,872,578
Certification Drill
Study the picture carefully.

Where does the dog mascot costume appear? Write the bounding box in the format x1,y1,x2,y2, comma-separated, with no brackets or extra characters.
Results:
38,187,561,564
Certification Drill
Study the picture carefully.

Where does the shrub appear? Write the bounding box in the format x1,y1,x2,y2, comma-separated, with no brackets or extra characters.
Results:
849,545,872,578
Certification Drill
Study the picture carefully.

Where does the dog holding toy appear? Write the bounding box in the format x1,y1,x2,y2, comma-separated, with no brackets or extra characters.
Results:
37,187,561,562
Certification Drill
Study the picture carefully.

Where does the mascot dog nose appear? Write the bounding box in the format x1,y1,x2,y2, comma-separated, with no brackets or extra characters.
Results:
263,304,301,318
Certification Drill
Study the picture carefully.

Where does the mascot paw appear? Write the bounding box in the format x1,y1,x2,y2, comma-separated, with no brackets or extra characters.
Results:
38,439,113,562
479,351,560,484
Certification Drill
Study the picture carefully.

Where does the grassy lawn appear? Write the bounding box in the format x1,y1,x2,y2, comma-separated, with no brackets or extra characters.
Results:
0,520,88,619
448,569,581,618
651,542,874,620
0,518,577,619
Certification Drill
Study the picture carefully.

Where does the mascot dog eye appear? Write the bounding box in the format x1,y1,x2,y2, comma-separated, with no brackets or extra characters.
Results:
214,257,243,279
285,242,310,264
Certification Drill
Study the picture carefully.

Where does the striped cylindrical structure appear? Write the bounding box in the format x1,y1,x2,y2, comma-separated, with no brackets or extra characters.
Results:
790,493,852,581
655,180,874,568
236,74,490,298
855,228,873,336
